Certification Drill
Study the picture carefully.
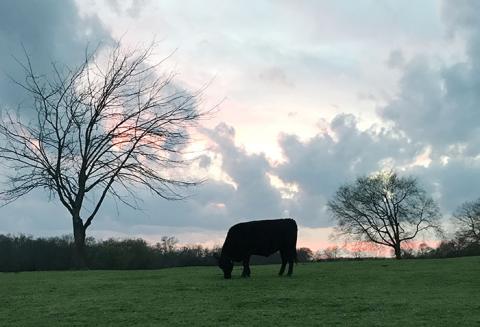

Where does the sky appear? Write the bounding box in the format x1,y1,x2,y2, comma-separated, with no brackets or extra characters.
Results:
1,0,480,252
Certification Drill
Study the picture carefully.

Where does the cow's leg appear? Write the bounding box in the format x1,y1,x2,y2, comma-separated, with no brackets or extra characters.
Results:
287,258,294,276
241,256,251,277
287,250,295,276
279,251,287,276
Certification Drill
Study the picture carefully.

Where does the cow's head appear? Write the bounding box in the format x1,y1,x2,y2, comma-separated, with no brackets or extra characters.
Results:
214,253,233,279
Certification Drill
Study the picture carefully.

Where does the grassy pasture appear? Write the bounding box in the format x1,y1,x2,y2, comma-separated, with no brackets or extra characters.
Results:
1,257,479,326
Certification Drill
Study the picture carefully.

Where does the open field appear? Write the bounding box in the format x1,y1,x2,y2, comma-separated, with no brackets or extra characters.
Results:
1,257,480,326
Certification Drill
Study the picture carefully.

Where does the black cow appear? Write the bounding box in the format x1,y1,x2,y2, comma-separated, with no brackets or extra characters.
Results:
216,218,298,279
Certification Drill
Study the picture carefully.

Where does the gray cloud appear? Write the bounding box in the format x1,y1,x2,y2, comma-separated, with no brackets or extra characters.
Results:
378,55,480,154
0,190,70,235
200,123,284,221
386,49,405,69
0,0,110,108
275,113,423,227
379,1,480,156
410,158,480,213
278,114,417,193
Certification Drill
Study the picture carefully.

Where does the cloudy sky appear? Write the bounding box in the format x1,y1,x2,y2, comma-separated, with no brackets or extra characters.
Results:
1,0,480,251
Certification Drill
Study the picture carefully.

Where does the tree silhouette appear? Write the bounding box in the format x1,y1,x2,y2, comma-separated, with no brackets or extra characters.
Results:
452,198,480,245
328,171,442,259
0,42,208,267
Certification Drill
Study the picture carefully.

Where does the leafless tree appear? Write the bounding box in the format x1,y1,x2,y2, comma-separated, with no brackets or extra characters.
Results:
417,242,433,257
317,245,340,260
0,42,209,267
452,198,480,245
296,247,314,262
328,171,442,259
157,236,179,254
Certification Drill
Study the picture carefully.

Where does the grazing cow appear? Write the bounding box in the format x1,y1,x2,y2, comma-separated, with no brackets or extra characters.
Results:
217,218,298,279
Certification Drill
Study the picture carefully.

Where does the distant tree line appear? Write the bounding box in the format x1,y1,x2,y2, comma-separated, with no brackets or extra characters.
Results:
313,239,480,262
401,240,480,259
1,223,479,272
0,235,314,272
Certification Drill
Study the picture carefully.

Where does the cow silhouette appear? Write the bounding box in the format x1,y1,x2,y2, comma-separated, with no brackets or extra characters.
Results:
216,218,298,279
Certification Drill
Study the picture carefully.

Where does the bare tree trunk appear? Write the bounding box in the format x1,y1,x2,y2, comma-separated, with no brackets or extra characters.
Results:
72,216,87,269
393,243,402,260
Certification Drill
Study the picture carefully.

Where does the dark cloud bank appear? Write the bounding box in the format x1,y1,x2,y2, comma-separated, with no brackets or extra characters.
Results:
0,0,110,108
1,1,480,239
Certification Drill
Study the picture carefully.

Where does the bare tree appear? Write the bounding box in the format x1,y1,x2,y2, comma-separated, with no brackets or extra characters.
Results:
452,198,480,245
417,242,433,257
296,247,314,262
318,245,340,260
328,171,442,259
0,43,208,267
157,236,179,254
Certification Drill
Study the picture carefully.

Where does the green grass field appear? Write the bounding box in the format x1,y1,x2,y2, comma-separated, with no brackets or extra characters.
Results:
1,257,479,326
